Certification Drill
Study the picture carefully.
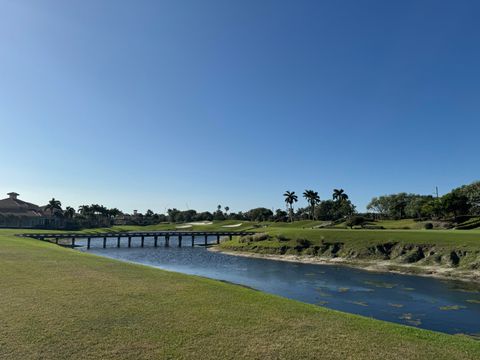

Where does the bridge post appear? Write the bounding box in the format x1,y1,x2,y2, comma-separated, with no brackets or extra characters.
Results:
165,235,170,247
141,236,145,248
154,235,158,247
229,235,232,241
178,235,182,247
71,237,75,248
103,237,107,249
128,236,132,248
87,237,91,249
204,234,208,246
55,238,59,244
191,235,194,247
216,234,220,244
117,236,121,248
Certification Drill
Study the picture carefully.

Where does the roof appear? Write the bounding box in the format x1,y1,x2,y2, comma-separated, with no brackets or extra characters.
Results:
0,196,45,217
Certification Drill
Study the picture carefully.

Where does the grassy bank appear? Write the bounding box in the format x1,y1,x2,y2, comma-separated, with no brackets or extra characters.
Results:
219,224,480,282
1,229,480,359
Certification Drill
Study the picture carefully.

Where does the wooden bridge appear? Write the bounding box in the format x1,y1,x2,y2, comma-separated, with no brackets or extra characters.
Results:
16,231,256,249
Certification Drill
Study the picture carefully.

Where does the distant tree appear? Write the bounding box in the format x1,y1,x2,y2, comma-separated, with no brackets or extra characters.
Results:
224,206,230,215
283,191,298,222
167,208,181,223
441,191,470,217
181,209,197,222
217,204,222,212
274,209,288,222
367,193,409,219
64,206,76,219
108,208,122,218
303,190,320,220
245,207,273,222
450,181,480,216
333,189,349,202
45,198,62,216
78,205,92,217
145,209,154,217
315,199,356,221
346,216,367,229
195,211,213,221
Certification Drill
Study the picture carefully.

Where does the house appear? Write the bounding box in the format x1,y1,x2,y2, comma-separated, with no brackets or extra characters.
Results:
0,192,48,228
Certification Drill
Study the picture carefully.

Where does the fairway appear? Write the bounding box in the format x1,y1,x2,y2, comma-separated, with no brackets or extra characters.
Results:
1,229,480,359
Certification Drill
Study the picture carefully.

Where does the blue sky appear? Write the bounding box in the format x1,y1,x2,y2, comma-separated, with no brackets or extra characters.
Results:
1,0,479,213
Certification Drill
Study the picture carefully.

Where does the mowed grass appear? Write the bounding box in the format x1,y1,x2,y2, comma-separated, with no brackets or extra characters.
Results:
257,227,480,249
1,230,480,359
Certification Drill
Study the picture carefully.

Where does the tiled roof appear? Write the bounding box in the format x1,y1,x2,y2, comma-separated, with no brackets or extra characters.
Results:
0,197,45,217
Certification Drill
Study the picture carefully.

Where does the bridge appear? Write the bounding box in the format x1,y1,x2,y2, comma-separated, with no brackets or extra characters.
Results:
16,231,256,249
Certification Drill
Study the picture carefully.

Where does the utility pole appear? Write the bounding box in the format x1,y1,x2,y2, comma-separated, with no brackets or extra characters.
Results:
435,186,439,198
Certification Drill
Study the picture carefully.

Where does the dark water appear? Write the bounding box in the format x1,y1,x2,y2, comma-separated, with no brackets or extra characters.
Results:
78,236,480,336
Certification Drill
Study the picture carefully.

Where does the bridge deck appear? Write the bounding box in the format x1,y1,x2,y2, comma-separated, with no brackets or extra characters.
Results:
15,231,256,249
16,231,256,239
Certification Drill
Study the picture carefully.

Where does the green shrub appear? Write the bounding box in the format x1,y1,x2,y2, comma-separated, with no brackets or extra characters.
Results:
346,216,367,229
252,233,269,242
276,234,289,242
424,223,434,230
295,238,311,249
239,233,269,243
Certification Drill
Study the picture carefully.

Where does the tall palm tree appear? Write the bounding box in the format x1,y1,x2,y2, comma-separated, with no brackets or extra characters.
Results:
224,206,230,215
303,190,321,220
283,191,298,222
64,206,75,219
45,198,62,216
333,189,349,202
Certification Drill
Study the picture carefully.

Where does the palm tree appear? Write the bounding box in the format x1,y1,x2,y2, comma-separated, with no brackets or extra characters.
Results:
333,189,349,202
303,190,321,220
78,205,92,216
224,206,230,215
283,191,298,222
45,198,62,216
64,206,75,219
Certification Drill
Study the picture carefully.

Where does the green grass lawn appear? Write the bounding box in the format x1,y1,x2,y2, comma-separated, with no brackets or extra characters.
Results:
256,227,480,248
1,229,480,359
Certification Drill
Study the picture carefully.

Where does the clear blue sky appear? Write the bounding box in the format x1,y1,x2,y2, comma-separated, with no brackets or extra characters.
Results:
1,0,479,214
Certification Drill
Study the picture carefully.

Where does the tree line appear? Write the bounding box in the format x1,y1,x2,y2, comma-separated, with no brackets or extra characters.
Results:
37,181,479,229
366,182,480,220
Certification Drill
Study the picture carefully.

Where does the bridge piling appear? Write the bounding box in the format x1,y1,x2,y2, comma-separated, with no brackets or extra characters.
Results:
103,237,107,248
178,235,182,247
191,235,194,247
117,236,121,248
128,236,132,248
165,235,170,247
204,234,208,246
87,237,91,249
71,237,75,248
141,236,145,248
154,235,158,247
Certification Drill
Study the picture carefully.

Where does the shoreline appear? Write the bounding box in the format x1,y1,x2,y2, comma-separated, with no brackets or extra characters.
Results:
210,247,480,284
